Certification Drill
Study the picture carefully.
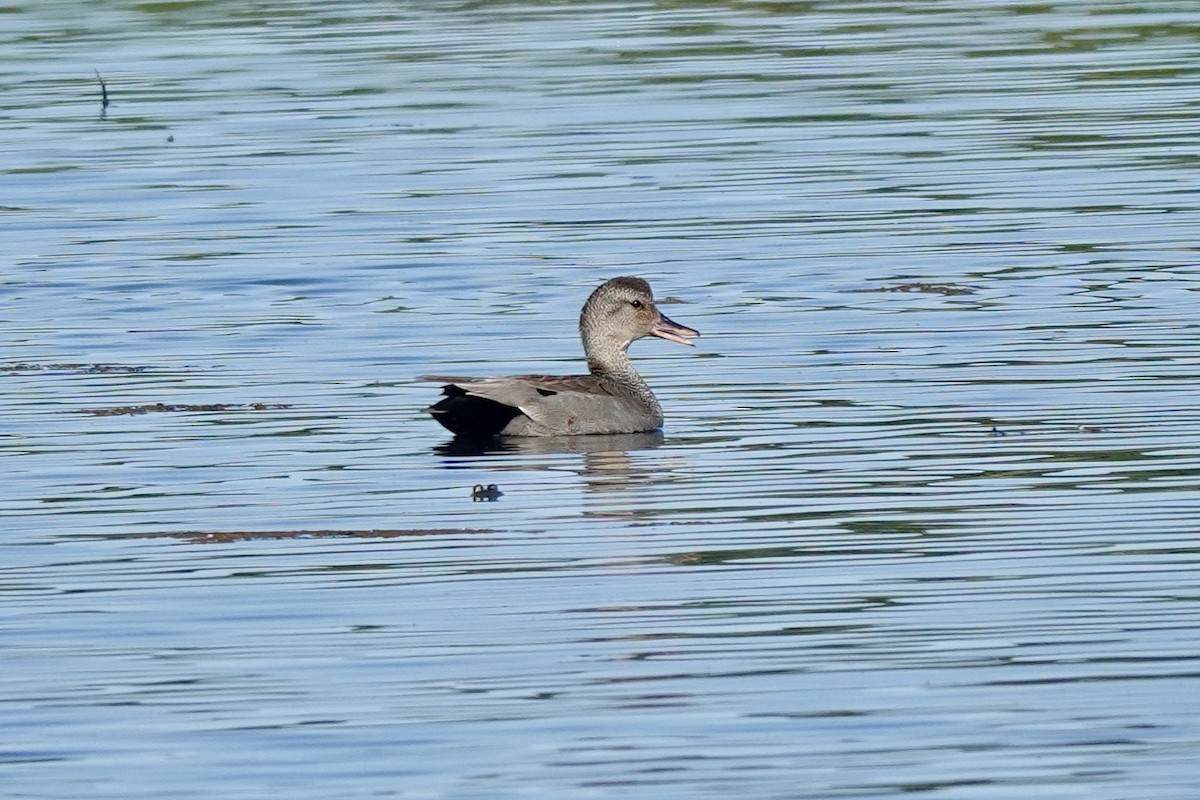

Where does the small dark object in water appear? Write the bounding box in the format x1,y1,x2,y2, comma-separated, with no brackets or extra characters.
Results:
95,70,109,116
990,426,1006,437
472,484,502,502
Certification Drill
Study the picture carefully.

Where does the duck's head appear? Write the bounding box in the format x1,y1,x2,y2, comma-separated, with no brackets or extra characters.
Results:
580,276,699,351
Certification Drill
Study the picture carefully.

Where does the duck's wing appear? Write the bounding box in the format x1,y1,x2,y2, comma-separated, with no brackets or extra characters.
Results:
421,375,648,437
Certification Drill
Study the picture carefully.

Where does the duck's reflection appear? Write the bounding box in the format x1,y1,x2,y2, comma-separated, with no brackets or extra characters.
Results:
432,430,669,499
434,430,663,457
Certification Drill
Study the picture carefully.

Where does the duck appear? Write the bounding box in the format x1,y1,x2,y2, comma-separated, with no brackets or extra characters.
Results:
423,276,698,438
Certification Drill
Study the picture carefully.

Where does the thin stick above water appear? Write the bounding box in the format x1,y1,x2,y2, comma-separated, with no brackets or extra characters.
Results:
95,70,109,116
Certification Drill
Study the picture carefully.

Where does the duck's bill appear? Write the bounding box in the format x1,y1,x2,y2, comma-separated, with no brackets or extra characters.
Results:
651,313,700,346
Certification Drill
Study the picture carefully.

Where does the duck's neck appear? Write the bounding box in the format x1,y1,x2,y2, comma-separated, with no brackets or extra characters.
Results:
584,334,637,380
583,334,658,407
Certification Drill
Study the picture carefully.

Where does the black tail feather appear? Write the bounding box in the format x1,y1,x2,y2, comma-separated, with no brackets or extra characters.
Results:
427,387,521,439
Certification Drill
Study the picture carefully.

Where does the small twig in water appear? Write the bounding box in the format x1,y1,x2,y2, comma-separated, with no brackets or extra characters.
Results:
95,70,109,114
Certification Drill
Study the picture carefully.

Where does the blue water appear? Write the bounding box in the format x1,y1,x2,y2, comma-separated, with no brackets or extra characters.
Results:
4,1,1200,797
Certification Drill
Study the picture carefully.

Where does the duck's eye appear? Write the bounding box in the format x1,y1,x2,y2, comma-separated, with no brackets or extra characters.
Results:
630,299,644,309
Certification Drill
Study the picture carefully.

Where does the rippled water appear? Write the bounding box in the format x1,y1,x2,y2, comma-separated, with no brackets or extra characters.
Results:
5,1,1200,797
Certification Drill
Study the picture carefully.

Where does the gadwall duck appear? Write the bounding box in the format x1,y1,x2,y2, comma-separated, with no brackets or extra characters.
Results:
423,277,698,438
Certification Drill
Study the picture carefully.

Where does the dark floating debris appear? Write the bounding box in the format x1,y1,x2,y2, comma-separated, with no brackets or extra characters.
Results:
95,70,109,117
1,362,150,374
987,423,1031,436
472,483,503,502
80,402,291,416
861,282,976,296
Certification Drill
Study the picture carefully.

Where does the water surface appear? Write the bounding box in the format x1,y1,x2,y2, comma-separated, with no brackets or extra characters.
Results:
4,1,1200,797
